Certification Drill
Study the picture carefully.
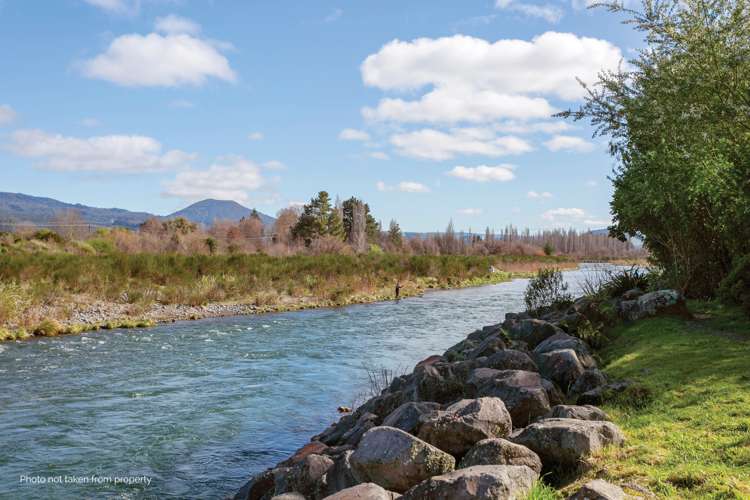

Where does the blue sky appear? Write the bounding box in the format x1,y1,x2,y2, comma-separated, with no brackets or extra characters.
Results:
0,0,641,232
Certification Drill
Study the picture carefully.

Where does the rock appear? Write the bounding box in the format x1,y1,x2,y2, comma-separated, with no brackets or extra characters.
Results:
577,381,632,406
315,414,359,446
570,369,607,397
467,334,508,359
507,319,563,349
234,469,275,500
469,369,551,427
400,465,538,500
325,450,359,494
536,349,585,391
272,494,306,500
413,362,465,404
512,418,625,468
541,379,564,406
281,442,330,467
567,479,625,499
341,413,379,446
323,483,401,499
358,391,410,421
621,288,644,301
350,427,455,493
415,355,444,369
417,397,512,456
619,289,687,321
459,438,542,474
382,402,441,435
274,454,334,499
547,405,609,421
534,334,596,369
482,350,538,372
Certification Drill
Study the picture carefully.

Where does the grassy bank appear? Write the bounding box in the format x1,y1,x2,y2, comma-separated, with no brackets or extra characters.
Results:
563,301,750,499
0,252,572,341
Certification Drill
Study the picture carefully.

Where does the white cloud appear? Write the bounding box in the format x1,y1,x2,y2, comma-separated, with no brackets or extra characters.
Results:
544,135,595,152
363,87,555,124
391,128,531,160
447,164,516,182
542,207,587,223
376,181,430,193
162,156,267,203
362,33,622,100
155,14,201,35
83,0,132,14
325,8,343,22
527,190,552,199
494,121,571,134
584,218,610,226
458,208,483,216
495,0,564,23
0,104,17,125
263,160,286,170
369,151,390,160
248,132,264,141
9,129,195,173
339,128,371,141
82,19,236,87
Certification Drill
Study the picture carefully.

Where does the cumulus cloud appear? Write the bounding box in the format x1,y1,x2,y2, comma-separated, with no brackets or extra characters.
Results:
339,128,371,141
363,33,621,99
81,18,236,87
527,190,552,199
447,164,516,182
9,129,195,173
162,156,267,203
0,104,17,125
248,132,264,141
542,207,586,220
376,181,430,193
494,121,571,134
363,86,555,123
369,151,390,160
391,128,531,160
263,160,285,170
458,208,483,216
83,0,132,13
544,135,595,152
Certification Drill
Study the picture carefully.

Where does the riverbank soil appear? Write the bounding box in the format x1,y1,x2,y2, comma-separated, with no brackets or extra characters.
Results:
567,301,750,498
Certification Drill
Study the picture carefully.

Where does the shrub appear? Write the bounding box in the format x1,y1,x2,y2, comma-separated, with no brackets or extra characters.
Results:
524,268,572,312
580,266,650,299
718,254,750,316
32,229,65,244
526,481,562,499
33,319,63,337
543,242,555,256
0,281,30,325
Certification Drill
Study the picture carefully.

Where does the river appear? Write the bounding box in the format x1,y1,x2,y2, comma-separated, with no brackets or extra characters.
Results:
0,265,606,499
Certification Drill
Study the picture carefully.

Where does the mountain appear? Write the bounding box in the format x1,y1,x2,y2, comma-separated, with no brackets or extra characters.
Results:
166,199,275,226
0,192,275,229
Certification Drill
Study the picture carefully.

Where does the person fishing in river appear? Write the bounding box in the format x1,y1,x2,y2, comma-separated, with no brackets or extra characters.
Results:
395,280,402,299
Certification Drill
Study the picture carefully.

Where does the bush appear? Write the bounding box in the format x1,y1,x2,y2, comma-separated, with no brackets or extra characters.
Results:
33,319,63,337
718,254,750,316
32,229,65,244
524,268,572,312
580,266,650,299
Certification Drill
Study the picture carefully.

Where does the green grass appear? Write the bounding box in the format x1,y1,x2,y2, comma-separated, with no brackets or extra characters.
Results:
577,301,750,498
527,480,563,499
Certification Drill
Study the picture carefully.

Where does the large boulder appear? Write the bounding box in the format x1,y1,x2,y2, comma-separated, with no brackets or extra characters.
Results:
417,398,512,456
400,465,538,500
350,427,455,493
271,494,306,500
577,381,632,406
341,413,380,446
570,369,607,397
534,334,596,369
468,369,551,427
234,469,275,500
619,289,687,321
323,483,401,500
467,334,508,359
413,362,465,404
274,454,335,499
382,402,441,435
536,349,586,391
512,418,625,468
459,438,542,474
567,479,625,499
507,319,563,348
325,450,359,494
482,350,538,372
547,405,609,421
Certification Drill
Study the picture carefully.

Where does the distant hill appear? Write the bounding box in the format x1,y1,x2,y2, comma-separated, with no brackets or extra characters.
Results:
0,192,275,229
167,199,275,226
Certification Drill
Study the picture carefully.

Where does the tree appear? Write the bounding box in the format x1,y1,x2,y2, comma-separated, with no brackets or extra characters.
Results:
273,207,299,244
558,0,750,297
347,199,367,252
388,219,403,248
292,191,337,244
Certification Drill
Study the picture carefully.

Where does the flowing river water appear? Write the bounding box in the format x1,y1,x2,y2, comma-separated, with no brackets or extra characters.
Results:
0,265,608,499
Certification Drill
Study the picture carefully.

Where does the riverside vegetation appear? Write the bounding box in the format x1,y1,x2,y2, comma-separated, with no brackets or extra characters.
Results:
234,266,748,499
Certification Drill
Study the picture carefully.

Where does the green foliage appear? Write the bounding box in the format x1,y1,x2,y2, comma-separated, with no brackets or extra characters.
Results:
388,219,403,248
590,301,750,498
87,237,116,254
542,242,555,256
718,254,750,316
526,481,562,499
32,229,65,244
162,217,197,235
582,266,651,299
33,318,63,337
204,237,217,255
524,268,572,312
560,0,750,297
0,281,30,325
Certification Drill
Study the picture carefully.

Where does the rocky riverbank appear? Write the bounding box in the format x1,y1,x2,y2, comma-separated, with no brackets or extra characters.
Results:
234,288,685,499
